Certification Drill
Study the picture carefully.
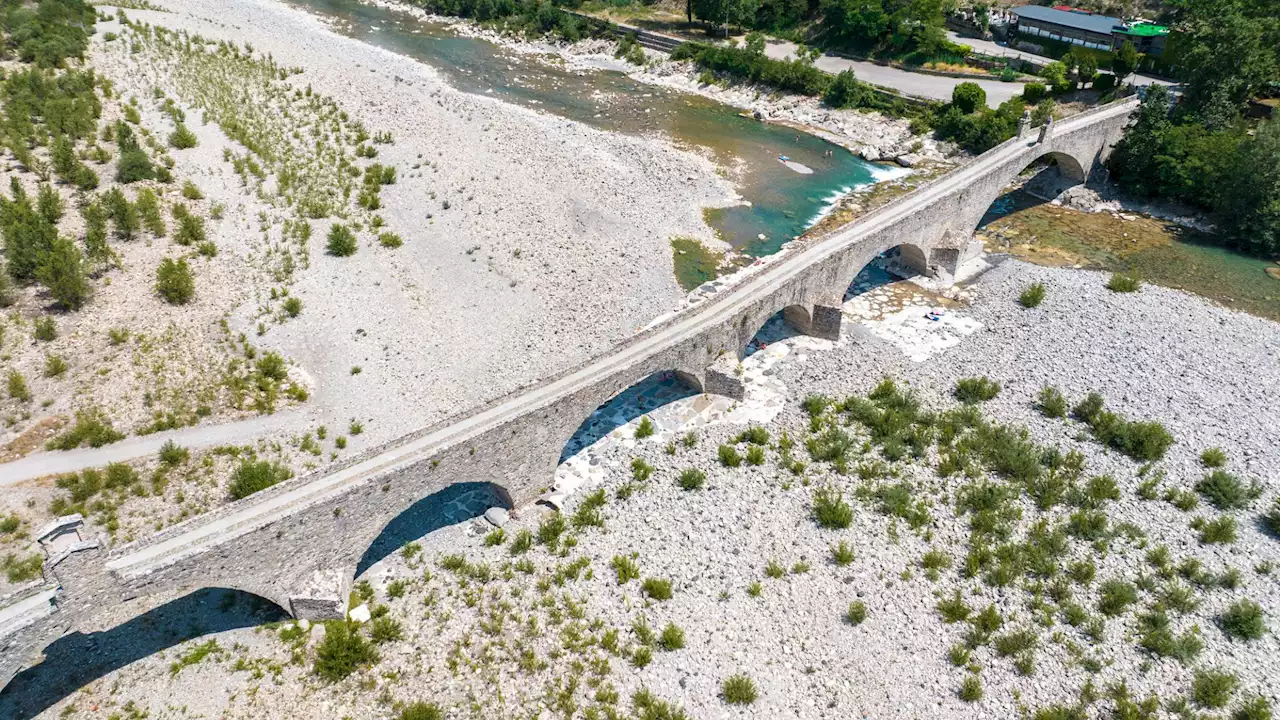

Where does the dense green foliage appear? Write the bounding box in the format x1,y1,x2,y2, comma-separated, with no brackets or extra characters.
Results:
817,0,954,61
672,37,828,96
155,256,195,305
1108,85,1280,257
409,0,601,42
674,37,918,117
1,0,96,68
228,459,293,500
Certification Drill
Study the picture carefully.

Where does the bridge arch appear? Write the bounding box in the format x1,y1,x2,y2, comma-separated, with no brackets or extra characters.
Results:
0,587,286,720
354,481,512,577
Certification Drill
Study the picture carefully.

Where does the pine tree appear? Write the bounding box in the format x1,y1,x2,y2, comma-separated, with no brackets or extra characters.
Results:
1,179,57,280
36,235,89,310
82,201,114,272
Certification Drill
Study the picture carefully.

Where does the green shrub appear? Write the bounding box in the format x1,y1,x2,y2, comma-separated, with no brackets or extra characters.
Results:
717,444,741,467
398,702,443,720
678,468,705,491
1232,696,1273,720
1191,669,1238,709
1192,515,1237,544
631,645,652,668
721,673,758,705
175,213,206,245
1195,470,1261,511
1019,282,1046,308
1036,386,1067,418
610,554,640,584
958,675,983,702
812,486,853,529
641,577,673,601
954,376,1001,403
282,296,303,318
1218,599,1266,641
36,235,89,310
181,180,203,200
1106,271,1141,292
830,541,855,566
634,415,655,438
994,628,1038,656
43,354,66,378
156,257,195,304
952,82,987,113
377,232,403,248
845,600,867,625
1097,579,1138,616
159,440,189,466
46,409,124,450
327,224,357,256
1265,498,1280,538
658,622,685,651
228,459,292,500
169,124,197,149
1022,82,1047,103
1200,447,1227,467
745,445,765,465
313,621,378,681
7,370,30,402
1092,73,1116,91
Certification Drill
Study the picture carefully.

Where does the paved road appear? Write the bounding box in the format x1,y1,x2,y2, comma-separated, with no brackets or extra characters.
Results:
764,39,1028,105
0,410,309,487
109,99,1138,576
946,31,1173,89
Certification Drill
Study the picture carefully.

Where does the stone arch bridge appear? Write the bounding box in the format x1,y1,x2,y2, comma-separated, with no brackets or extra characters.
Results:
0,98,1138,689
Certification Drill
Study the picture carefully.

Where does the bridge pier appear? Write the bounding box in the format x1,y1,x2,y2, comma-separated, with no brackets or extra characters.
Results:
288,569,349,620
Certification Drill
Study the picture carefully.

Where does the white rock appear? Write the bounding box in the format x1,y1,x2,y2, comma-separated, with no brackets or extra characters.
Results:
484,506,510,527
348,604,372,623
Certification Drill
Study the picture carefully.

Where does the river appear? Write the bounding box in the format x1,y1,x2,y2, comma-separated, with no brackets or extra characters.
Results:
288,0,902,257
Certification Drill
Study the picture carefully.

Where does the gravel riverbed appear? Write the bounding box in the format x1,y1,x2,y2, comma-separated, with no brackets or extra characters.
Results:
8,259,1277,719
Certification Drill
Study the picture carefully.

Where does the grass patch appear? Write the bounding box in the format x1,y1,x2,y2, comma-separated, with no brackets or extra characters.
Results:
1191,669,1237,709
812,486,853,529
1106,271,1141,292
228,459,292,500
678,468,705,491
1018,282,1046,308
641,577,673,601
1194,470,1261,511
313,621,378,681
1218,599,1266,641
845,600,867,625
721,674,758,705
954,376,1001,404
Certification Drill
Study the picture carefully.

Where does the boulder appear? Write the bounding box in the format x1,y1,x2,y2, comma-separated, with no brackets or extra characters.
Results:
348,603,372,623
484,507,510,527
895,153,925,168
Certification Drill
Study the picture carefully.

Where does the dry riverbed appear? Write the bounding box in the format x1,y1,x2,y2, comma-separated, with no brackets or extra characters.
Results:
7,259,1278,720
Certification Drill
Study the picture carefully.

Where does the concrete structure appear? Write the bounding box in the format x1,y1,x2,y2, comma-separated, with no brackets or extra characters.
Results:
0,97,1139,691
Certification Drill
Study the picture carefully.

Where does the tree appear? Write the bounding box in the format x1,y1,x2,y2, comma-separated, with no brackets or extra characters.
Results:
1107,84,1172,197
114,122,154,184
823,70,868,108
692,0,758,35
326,224,357,256
1112,41,1139,86
1,179,56,280
81,201,113,272
1040,61,1072,95
1219,118,1280,256
952,82,986,113
155,257,195,304
1077,54,1098,88
36,235,89,310
819,0,891,49
1169,0,1280,119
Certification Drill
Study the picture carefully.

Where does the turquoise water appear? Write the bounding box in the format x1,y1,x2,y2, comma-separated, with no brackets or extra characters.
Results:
288,0,892,255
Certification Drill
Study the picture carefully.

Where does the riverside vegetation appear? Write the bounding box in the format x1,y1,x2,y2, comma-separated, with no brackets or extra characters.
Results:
0,2,414,589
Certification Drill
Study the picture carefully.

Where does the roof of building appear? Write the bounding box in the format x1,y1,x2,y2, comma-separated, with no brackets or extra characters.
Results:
1012,5,1125,35
1116,22,1169,37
